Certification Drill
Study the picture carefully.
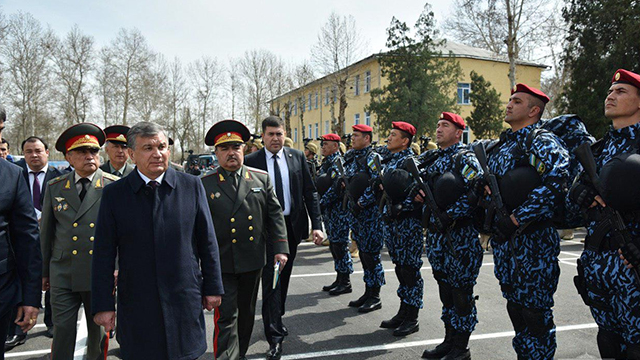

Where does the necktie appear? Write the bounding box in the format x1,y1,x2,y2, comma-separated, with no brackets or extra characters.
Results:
147,180,159,190
78,178,90,201
31,171,43,211
273,155,285,209
229,172,238,192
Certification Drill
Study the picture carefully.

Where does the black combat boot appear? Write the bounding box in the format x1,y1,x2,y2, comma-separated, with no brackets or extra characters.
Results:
422,325,455,359
329,273,352,295
348,287,370,307
358,286,382,313
322,272,339,291
441,331,471,360
380,302,406,328
393,305,419,336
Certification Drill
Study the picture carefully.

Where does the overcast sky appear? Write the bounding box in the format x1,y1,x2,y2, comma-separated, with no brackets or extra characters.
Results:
2,0,453,65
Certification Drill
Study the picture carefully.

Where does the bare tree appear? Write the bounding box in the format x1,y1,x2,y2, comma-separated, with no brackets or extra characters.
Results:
239,49,277,133
95,47,121,126
135,54,168,122
188,56,223,152
50,25,94,127
101,28,155,125
311,12,367,135
227,58,243,120
1,12,56,144
443,0,554,87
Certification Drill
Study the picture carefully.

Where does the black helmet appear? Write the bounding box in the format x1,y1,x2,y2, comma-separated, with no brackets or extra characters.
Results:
348,172,371,201
498,166,542,212
382,169,413,203
316,173,333,196
433,171,466,209
600,153,640,212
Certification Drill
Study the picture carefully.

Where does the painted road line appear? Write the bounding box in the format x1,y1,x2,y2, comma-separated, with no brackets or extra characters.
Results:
73,307,88,359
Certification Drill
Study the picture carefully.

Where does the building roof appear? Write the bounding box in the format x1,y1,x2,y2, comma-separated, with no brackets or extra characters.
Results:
271,40,548,102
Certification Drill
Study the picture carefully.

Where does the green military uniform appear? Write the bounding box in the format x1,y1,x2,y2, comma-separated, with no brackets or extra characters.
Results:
99,161,134,177
202,165,288,360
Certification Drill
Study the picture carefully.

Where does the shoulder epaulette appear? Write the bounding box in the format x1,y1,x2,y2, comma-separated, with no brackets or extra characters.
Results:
102,173,120,181
246,166,269,176
201,171,218,179
48,175,66,185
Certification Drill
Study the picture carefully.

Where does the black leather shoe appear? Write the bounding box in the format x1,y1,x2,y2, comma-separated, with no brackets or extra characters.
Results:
358,287,381,313
348,290,369,307
44,326,54,338
323,273,339,291
441,347,470,360
266,342,283,360
4,334,26,351
329,273,352,295
282,324,289,336
393,305,419,337
380,302,406,329
239,356,248,360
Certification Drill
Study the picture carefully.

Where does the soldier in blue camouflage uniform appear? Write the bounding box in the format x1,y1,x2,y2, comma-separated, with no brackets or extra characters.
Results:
378,121,424,337
569,69,640,359
344,124,386,313
485,84,569,360
418,113,483,360
317,133,353,296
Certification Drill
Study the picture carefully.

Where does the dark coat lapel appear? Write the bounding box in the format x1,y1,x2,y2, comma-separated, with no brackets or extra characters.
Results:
74,169,103,221
231,166,251,215
61,171,81,213
217,171,235,201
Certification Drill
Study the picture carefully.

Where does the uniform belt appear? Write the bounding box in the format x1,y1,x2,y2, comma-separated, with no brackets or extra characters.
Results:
452,218,473,229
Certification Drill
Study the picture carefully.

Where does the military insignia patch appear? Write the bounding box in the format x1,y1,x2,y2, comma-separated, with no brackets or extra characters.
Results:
245,172,250,179
63,204,68,211
219,173,225,182
215,192,221,198
210,193,215,200
65,180,71,189
461,164,477,180
529,154,546,175
57,204,63,212
95,178,102,188
615,72,621,81
55,197,65,203
368,157,377,172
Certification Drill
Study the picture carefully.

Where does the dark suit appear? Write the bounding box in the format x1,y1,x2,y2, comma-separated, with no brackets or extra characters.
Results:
202,165,288,360
0,158,42,358
8,161,64,336
244,147,322,342
91,168,224,360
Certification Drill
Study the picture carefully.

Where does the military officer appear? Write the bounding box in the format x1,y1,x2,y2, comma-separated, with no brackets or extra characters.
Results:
40,123,118,359
99,125,134,177
417,113,483,360
484,84,569,359
304,142,319,181
202,120,289,360
317,133,354,295
343,124,386,313
569,69,640,359
378,121,424,337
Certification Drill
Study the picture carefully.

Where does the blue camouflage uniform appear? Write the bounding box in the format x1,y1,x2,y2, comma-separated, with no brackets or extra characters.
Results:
319,152,353,275
573,122,640,357
381,148,424,309
424,143,483,334
345,146,385,288
487,124,570,359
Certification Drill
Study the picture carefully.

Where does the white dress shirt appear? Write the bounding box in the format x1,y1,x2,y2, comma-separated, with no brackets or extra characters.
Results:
74,171,96,193
265,148,291,216
27,164,48,195
137,170,166,186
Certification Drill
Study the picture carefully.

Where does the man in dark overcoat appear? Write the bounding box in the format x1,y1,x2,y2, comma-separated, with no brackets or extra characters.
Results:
0,107,42,359
91,122,224,360
202,120,288,360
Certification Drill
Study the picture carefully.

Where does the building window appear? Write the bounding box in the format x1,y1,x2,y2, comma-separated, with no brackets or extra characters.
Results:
365,111,371,126
325,87,330,105
333,86,337,103
294,128,298,143
354,113,360,125
365,71,371,93
315,91,318,109
314,123,319,138
325,120,329,134
308,93,312,111
308,124,312,139
462,127,470,144
354,74,360,96
457,83,471,105
293,99,298,115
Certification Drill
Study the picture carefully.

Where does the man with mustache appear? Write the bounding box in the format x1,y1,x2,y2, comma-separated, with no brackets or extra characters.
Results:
40,123,118,359
202,120,288,360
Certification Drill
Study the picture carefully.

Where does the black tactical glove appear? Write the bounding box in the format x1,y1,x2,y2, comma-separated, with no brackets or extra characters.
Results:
350,200,363,216
620,241,640,269
389,204,403,219
495,213,518,243
569,183,598,209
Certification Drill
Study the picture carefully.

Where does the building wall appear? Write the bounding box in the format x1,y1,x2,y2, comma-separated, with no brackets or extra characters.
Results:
274,56,544,150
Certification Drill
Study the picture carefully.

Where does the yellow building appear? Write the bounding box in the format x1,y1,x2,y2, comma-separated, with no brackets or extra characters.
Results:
270,40,547,150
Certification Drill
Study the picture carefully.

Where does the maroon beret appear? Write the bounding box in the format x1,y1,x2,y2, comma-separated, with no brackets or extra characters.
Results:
353,124,373,132
392,121,416,136
511,83,550,104
321,133,341,142
440,112,466,130
612,69,640,89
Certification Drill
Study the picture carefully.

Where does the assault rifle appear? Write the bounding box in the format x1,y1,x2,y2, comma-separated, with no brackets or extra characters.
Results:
573,142,640,285
372,154,389,214
334,156,350,211
406,157,457,257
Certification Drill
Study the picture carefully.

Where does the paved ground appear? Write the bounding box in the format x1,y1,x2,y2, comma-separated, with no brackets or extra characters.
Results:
6,229,601,359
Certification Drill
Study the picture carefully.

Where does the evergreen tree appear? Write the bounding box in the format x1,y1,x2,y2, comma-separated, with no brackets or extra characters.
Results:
561,0,640,138
466,71,504,139
367,3,462,137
